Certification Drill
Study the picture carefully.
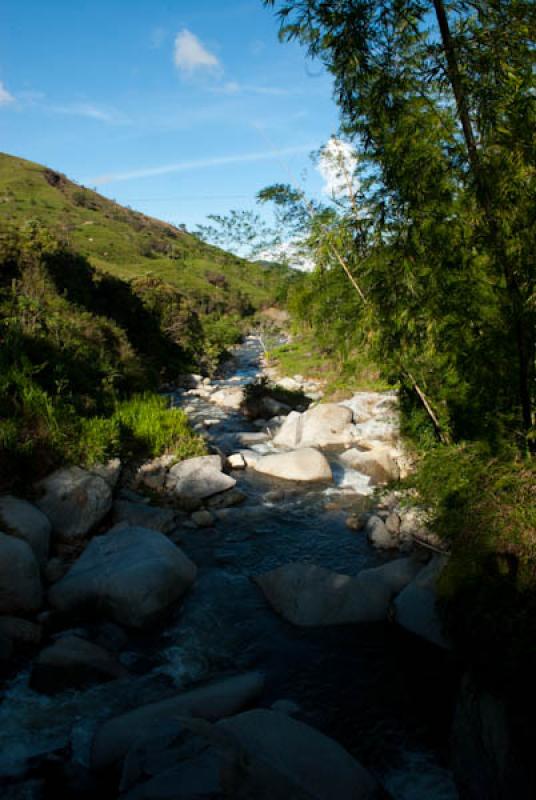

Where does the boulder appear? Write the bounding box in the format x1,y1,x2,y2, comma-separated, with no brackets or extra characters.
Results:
218,709,380,800
165,455,236,507
0,532,42,614
91,671,265,770
271,411,302,448
49,527,197,628
0,616,42,646
254,448,332,483
34,466,112,542
394,555,450,648
339,447,400,485
254,559,418,626
273,404,354,449
30,634,127,694
112,501,178,534
210,387,245,410
0,495,51,564
236,431,270,446
206,489,247,510
190,510,215,528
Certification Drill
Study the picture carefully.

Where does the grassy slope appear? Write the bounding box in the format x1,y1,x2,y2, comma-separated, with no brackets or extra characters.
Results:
0,151,286,310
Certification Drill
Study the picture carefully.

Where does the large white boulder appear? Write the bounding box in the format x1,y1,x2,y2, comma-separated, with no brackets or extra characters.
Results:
49,526,197,628
0,532,42,614
165,455,236,506
273,404,354,449
91,671,265,770
218,709,380,800
394,555,450,648
254,559,420,626
34,466,113,542
254,448,332,482
0,495,51,564
339,447,400,485
210,387,245,409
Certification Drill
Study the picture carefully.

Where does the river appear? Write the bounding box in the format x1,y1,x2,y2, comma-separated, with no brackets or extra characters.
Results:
0,338,459,799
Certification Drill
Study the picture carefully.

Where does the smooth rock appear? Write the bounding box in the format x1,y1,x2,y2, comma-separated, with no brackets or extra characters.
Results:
91,671,265,770
134,455,176,493
255,560,415,626
236,431,270,446
339,447,400,485
30,635,127,694
49,527,197,628
191,510,214,528
112,501,178,534
210,387,245,410
206,489,247,510
218,709,380,799
394,555,450,648
254,448,332,482
89,459,122,489
0,495,51,564
165,455,235,505
0,532,42,614
346,513,368,531
34,466,112,542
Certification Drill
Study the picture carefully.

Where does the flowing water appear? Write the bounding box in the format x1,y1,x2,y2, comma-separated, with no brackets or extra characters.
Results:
0,338,459,799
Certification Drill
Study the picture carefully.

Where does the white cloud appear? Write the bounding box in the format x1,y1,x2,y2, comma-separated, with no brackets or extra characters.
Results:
173,29,220,74
317,137,358,198
211,81,290,97
0,81,14,106
92,144,315,185
50,102,128,124
258,240,314,272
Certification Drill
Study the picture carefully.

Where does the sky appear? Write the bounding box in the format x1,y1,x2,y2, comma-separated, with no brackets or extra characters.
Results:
0,0,341,232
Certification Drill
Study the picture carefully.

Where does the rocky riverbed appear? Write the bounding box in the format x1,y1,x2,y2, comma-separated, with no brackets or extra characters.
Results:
0,337,459,799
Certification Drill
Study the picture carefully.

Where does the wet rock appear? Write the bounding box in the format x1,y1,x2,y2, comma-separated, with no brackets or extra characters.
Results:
34,466,112,542
394,555,450,648
340,447,400,485
346,512,368,531
49,526,197,629
0,495,51,565
210,387,245,409
30,634,127,694
190,510,215,528
91,671,265,770
254,448,333,482
0,532,42,614
218,709,381,799
0,616,42,646
366,515,399,550
134,455,176,493
165,455,236,507
255,560,414,626
112,500,178,534
227,453,246,470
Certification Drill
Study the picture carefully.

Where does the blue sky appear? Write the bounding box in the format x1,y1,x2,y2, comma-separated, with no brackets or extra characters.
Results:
0,0,340,231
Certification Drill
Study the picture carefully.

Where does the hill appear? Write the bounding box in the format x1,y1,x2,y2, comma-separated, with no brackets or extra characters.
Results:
0,151,287,314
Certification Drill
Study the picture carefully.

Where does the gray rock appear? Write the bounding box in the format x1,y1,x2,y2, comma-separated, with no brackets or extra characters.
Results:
34,466,112,542
218,709,380,799
91,671,265,770
0,495,51,564
112,501,178,534
255,559,418,626
206,489,247,510
165,455,236,505
394,555,450,648
227,453,246,470
135,455,176,493
0,532,42,614
30,634,127,693
88,458,122,489
210,387,245,409
274,403,354,449
49,527,197,628
254,448,333,482
236,431,271,446
190,510,214,528
339,447,400,485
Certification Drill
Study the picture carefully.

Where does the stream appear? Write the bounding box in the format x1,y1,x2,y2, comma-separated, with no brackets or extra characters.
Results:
0,337,459,799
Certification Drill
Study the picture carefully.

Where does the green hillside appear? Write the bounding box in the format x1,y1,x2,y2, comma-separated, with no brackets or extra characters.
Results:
0,151,286,313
